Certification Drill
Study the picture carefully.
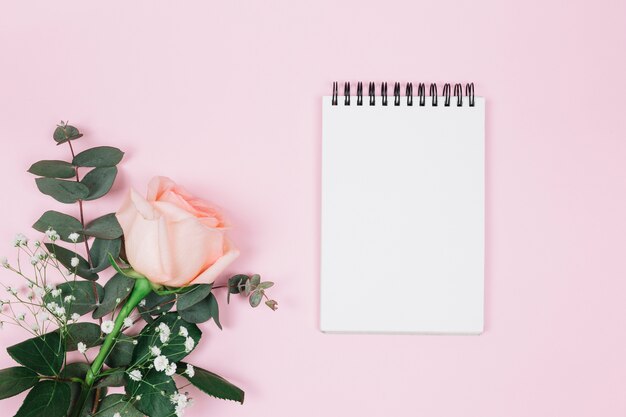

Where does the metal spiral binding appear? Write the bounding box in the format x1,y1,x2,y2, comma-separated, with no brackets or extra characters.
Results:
442,83,451,106
417,83,426,106
331,82,475,107
406,83,413,106
430,84,438,106
381,82,388,106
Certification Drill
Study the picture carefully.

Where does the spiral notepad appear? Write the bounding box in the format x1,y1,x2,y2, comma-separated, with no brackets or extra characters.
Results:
321,82,485,334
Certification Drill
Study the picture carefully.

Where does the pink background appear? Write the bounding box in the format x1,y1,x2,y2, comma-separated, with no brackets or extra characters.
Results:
1,1,626,416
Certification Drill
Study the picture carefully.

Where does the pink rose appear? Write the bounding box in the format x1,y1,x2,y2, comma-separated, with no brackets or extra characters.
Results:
116,176,239,287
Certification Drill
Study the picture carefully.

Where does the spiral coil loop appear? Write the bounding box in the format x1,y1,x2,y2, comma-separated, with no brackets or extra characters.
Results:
331,82,476,107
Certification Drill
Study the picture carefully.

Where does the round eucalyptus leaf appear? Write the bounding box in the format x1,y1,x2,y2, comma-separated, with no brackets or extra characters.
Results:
84,213,123,240
90,237,122,274
44,243,98,280
14,381,70,417
93,273,134,319
28,160,76,179
97,394,143,417
35,178,89,204
72,146,124,168
104,333,135,368
81,167,117,201
176,284,212,311
0,367,38,400
43,280,104,316
32,211,84,243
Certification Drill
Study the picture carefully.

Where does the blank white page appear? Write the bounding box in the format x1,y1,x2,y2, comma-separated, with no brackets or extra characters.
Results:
321,96,485,334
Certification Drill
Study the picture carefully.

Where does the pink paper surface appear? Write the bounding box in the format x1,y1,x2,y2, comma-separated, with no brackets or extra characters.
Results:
1,1,625,416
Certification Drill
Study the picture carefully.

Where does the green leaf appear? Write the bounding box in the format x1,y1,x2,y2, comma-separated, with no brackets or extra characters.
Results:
45,243,98,280
84,213,123,239
93,273,134,319
33,211,84,243
125,369,176,417
0,367,38,399
53,123,82,145
95,369,126,388
178,296,212,323
81,166,117,200
258,281,274,290
227,274,249,303
14,381,71,417
265,299,278,310
73,146,124,168
61,363,99,417
43,280,104,316
61,362,89,406
35,178,89,204
133,313,201,363
176,284,212,311
7,332,64,376
207,293,222,329
250,274,261,288
249,290,263,308
97,394,143,417
177,362,244,404
137,292,175,323
178,293,221,328
90,237,122,273
105,333,135,368
28,160,76,179
63,322,103,351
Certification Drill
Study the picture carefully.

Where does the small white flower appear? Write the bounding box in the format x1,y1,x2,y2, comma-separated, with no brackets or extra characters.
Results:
150,346,161,356
68,232,80,243
45,284,53,292
16,313,25,321
46,301,59,310
30,323,39,331
178,326,188,338
153,355,169,372
38,312,49,322
14,233,28,246
115,298,121,304
6,286,17,295
132,339,138,345
30,256,39,265
170,392,190,416
185,364,195,378
184,337,195,353
113,413,121,417
135,395,142,401
165,362,177,376
123,317,133,328
138,299,146,307
37,252,46,260
51,288,62,297
157,323,171,344
45,229,60,241
70,257,79,268
101,320,115,334
32,286,44,298
77,342,87,354
64,295,76,303
53,306,66,317
34,241,41,247
1,257,9,268
128,369,142,382
71,313,80,322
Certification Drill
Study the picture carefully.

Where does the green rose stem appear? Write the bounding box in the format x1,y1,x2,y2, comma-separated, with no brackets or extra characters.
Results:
70,277,153,417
